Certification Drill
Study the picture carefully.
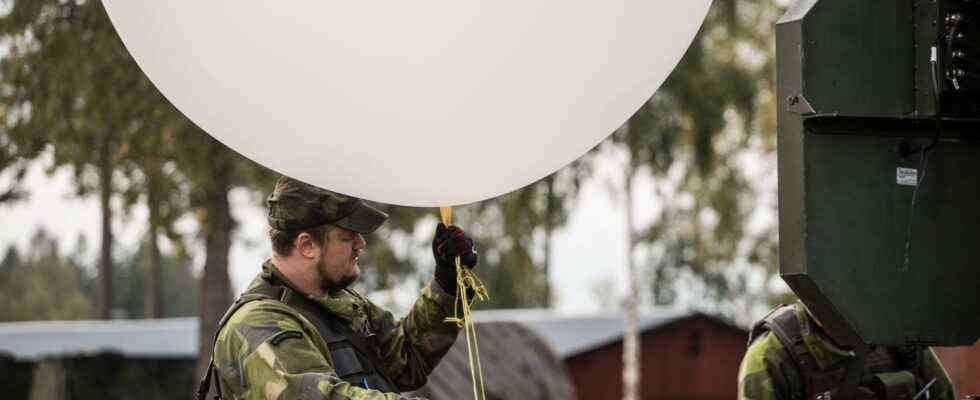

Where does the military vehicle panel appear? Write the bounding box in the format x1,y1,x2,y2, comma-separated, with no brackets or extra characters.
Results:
777,0,980,347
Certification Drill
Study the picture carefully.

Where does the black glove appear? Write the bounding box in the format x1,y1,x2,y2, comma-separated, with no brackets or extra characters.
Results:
432,223,478,293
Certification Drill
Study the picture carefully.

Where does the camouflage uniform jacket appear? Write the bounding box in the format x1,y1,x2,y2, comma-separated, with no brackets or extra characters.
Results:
211,260,461,400
737,303,956,400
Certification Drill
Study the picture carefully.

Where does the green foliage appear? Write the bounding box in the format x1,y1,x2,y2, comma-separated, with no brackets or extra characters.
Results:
0,229,200,321
0,0,193,248
0,0,273,324
0,0,148,188
352,162,591,310
465,163,591,309
111,244,200,319
356,203,431,292
767,290,799,309
0,229,94,321
616,0,784,312
0,131,29,203
0,0,162,318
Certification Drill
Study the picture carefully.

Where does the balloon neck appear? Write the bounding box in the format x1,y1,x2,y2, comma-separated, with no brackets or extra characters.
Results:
439,206,453,225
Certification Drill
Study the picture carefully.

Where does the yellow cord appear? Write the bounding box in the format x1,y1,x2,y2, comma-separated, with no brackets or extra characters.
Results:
439,207,488,400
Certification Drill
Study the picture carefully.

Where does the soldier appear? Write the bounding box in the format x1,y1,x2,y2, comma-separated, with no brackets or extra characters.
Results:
196,176,478,400
738,302,957,400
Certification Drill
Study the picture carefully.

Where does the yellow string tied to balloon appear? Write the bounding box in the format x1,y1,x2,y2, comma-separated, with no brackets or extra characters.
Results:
439,206,488,400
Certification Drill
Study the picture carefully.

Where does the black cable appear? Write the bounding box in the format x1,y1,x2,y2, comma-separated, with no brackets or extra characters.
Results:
902,145,929,272
900,45,944,271
924,45,942,153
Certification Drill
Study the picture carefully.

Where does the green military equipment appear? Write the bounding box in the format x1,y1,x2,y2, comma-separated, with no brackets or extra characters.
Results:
776,0,980,348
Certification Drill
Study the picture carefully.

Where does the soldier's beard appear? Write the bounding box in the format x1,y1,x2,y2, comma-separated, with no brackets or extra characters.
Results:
317,258,358,293
325,275,355,292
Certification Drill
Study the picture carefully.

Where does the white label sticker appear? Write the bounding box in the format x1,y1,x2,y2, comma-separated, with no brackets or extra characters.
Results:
897,167,918,186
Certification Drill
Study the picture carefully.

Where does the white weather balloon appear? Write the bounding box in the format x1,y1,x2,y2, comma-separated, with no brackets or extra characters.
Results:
103,1,711,206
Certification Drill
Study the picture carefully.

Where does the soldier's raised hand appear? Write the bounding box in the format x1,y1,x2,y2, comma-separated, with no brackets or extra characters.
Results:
431,223,478,293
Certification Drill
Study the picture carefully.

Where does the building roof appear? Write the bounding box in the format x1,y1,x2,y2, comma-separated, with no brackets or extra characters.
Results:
413,321,575,400
0,309,738,361
474,308,697,358
0,317,197,361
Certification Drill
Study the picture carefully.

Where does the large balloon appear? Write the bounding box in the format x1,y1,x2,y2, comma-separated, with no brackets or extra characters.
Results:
103,1,712,206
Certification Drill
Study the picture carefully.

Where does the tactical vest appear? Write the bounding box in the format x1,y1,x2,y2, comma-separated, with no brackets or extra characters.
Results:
748,305,928,400
197,271,397,400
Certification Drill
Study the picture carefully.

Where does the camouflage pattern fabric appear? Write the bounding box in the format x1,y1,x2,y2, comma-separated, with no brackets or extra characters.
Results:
737,304,957,400
212,262,460,400
267,176,389,234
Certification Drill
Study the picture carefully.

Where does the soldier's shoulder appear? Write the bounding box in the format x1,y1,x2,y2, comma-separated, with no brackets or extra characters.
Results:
739,330,803,400
214,299,314,358
219,298,308,335
741,331,789,375
739,332,782,399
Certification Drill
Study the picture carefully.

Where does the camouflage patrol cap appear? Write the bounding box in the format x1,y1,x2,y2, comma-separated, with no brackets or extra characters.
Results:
266,176,388,234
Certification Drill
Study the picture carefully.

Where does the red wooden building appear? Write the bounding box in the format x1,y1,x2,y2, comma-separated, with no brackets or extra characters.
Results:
936,342,980,397
477,309,748,400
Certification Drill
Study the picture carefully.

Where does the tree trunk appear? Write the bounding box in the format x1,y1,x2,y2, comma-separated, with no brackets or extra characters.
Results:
622,152,640,400
196,140,235,377
542,175,555,307
144,206,163,318
144,154,164,319
98,138,114,320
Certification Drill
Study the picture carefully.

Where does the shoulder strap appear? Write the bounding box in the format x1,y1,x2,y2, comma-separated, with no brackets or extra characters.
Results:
758,304,815,372
837,344,870,400
748,303,788,346
196,284,281,400
279,287,347,344
278,287,396,385
766,305,807,363
760,304,845,398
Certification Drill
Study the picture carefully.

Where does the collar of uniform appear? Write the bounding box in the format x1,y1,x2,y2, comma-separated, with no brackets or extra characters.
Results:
315,290,371,336
260,260,345,298
315,290,360,320
262,260,368,327
795,303,854,370
261,259,310,297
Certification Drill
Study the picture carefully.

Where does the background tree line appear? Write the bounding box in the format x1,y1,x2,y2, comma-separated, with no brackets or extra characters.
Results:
0,0,786,370
0,228,198,321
